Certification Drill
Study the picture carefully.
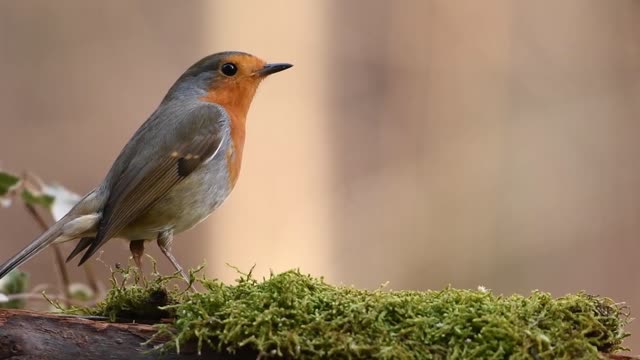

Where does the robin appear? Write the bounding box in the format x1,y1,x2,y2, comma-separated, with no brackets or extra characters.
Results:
0,51,292,281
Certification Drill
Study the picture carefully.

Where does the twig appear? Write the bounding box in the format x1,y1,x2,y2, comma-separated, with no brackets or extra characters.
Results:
83,262,100,297
23,202,71,307
5,293,84,307
51,245,72,306
23,201,48,230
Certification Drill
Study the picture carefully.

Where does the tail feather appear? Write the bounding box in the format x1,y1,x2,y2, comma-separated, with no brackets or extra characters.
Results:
0,190,103,279
0,221,65,279
65,236,95,263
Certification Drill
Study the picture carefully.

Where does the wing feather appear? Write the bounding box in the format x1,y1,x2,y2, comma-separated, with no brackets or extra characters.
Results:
73,104,227,265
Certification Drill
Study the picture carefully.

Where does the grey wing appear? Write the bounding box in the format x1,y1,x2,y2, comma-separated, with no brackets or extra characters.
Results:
73,103,228,265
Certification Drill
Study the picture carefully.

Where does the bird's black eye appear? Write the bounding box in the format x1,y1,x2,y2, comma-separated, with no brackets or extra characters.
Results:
221,63,238,76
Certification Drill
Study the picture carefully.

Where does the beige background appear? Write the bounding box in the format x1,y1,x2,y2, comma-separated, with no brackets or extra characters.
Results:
1,0,639,352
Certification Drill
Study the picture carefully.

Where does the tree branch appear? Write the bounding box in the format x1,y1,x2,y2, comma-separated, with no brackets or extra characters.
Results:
0,309,257,360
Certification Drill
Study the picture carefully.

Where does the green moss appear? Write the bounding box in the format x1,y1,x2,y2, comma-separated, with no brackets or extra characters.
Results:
64,263,188,321
67,266,630,359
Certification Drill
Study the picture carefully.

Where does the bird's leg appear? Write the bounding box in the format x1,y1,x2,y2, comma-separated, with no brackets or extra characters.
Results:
157,230,189,283
129,239,145,272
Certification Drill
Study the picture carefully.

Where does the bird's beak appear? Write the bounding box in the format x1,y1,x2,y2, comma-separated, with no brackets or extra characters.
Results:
256,63,293,77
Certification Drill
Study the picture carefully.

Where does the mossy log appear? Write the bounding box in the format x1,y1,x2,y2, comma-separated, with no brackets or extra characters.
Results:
1,269,637,359
0,309,636,360
0,309,256,360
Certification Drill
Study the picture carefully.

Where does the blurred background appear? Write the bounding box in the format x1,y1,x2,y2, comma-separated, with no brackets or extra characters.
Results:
1,0,639,351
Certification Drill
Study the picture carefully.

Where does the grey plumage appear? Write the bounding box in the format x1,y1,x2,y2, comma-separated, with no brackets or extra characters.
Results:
0,51,292,280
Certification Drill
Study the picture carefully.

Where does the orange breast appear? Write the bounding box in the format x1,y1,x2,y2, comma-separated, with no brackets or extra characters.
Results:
225,114,245,187
200,84,253,188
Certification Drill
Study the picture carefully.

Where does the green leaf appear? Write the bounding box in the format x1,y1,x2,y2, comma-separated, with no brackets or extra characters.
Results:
0,170,20,197
0,270,29,309
21,188,55,209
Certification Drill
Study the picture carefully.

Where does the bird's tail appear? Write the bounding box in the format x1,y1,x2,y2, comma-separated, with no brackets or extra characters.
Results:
0,209,100,279
0,219,66,279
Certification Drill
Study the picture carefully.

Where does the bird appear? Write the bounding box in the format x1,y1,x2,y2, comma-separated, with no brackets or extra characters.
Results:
0,51,292,281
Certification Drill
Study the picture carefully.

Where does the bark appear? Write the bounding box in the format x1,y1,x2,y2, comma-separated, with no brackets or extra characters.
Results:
0,309,255,360
0,309,635,360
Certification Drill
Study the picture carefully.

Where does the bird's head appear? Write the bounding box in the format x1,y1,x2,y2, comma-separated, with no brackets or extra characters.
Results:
165,51,292,119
